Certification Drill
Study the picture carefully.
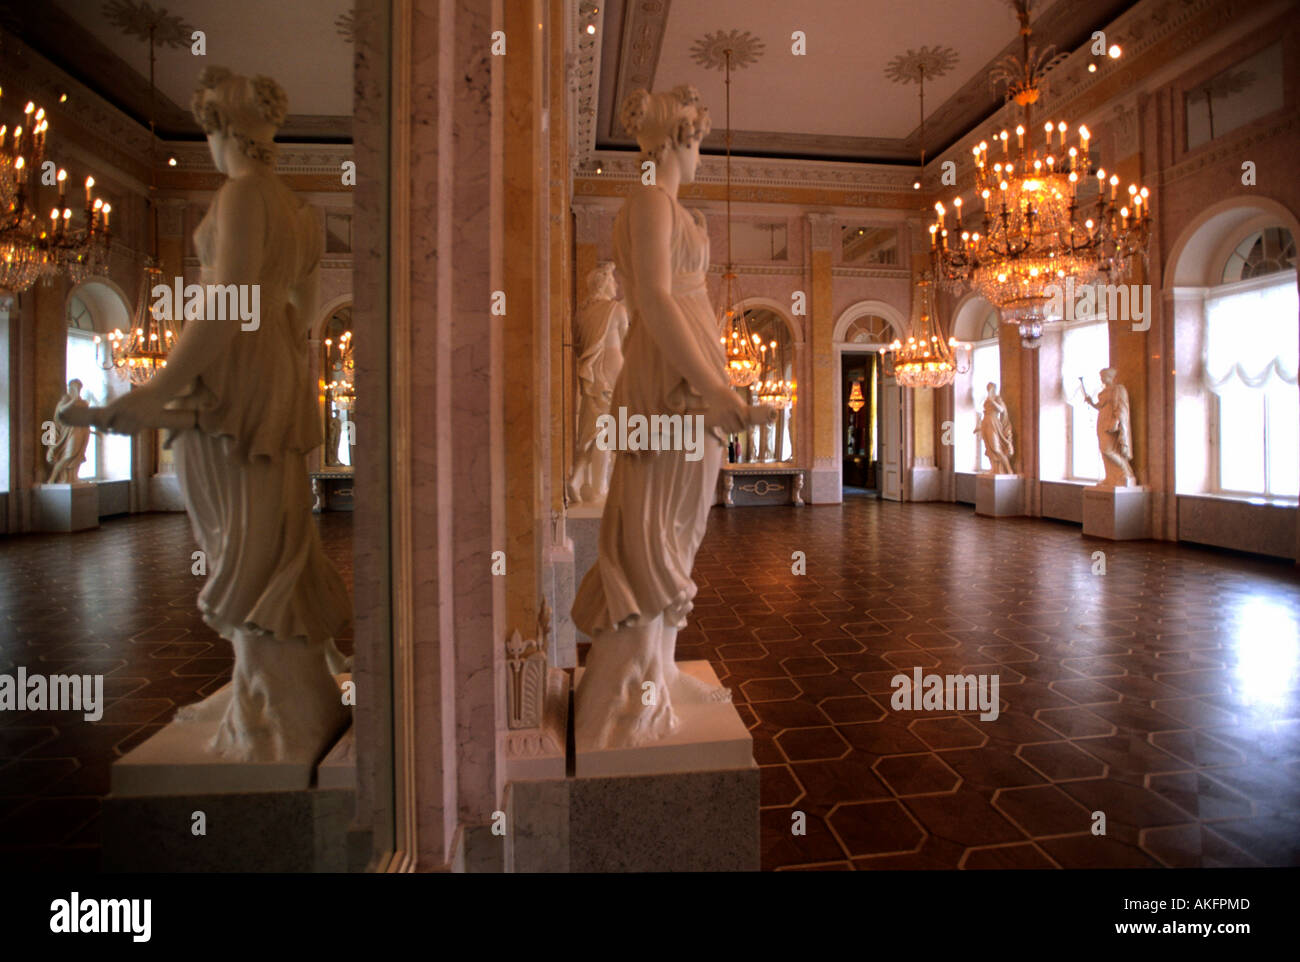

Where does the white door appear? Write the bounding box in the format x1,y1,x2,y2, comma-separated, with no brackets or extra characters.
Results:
881,380,902,501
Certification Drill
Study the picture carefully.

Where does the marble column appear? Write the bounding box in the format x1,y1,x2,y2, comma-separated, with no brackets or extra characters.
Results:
350,0,506,872
806,212,838,503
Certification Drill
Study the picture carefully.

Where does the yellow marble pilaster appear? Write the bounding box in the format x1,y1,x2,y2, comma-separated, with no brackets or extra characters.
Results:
548,8,571,516
808,214,836,474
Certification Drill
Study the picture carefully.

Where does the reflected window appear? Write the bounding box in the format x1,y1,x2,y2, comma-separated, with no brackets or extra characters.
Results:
841,226,898,265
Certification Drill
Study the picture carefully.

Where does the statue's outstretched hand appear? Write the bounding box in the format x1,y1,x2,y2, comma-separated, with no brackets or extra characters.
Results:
98,382,169,436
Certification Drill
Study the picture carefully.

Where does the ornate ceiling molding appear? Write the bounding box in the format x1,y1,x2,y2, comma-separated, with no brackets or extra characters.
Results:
578,151,915,193
607,0,671,140
569,0,607,172
165,140,355,176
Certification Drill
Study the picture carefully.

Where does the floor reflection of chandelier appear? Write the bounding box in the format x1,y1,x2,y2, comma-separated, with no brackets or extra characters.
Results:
0,93,111,292
96,264,176,385
324,330,355,409
881,274,970,388
930,0,1150,348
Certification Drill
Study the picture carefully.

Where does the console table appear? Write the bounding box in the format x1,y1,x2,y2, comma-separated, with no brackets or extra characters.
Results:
718,464,806,507
311,471,355,512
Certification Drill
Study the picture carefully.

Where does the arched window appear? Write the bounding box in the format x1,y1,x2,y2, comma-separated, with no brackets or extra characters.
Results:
1060,321,1111,482
954,305,1001,472
843,314,894,345
64,291,132,482
1205,227,1298,497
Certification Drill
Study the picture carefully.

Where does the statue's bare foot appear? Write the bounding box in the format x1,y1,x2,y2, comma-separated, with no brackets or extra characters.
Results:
667,665,732,705
174,688,230,724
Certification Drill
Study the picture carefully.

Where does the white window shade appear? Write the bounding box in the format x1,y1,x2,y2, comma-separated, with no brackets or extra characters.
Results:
1204,277,1299,392
1061,321,1109,406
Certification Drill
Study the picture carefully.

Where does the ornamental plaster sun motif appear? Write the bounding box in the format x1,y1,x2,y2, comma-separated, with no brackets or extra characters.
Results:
101,0,195,48
883,45,959,86
689,29,765,71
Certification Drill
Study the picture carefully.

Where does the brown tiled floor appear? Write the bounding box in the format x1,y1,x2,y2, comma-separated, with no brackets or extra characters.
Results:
4,500,1299,873
0,511,353,872
669,498,1300,870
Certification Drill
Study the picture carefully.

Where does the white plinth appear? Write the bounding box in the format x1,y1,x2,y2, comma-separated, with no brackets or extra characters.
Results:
574,660,752,778
975,473,1024,517
111,678,351,796
317,724,355,790
33,482,98,532
1083,484,1151,540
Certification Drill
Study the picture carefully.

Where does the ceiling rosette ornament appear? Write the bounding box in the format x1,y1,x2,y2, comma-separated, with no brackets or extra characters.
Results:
690,29,765,71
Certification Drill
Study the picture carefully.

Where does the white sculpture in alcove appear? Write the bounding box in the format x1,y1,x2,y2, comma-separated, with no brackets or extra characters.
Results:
571,86,775,750
46,379,94,483
1081,367,1137,487
60,67,350,765
567,262,628,505
977,382,1015,474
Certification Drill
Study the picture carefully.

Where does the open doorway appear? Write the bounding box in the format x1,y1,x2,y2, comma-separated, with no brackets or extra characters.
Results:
841,352,879,497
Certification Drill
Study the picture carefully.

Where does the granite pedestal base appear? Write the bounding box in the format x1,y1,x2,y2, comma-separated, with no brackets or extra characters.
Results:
975,473,1024,517
1083,484,1151,540
505,660,759,872
33,482,98,532
102,721,356,872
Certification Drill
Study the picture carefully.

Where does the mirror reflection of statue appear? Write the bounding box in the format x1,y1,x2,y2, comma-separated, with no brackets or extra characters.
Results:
1081,367,1137,487
46,379,96,483
567,262,628,504
60,67,351,766
977,382,1015,474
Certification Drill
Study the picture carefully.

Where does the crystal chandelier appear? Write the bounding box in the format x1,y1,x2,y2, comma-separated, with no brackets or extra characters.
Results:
754,334,794,409
98,15,181,382
0,92,111,292
324,330,355,410
930,0,1151,348
96,264,176,384
881,273,970,388
710,45,762,387
847,381,866,413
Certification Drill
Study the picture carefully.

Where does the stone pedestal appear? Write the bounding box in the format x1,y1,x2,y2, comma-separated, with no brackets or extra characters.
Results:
33,482,98,532
102,718,356,872
718,464,807,507
505,661,759,872
975,473,1024,517
909,464,941,502
1083,484,1151,540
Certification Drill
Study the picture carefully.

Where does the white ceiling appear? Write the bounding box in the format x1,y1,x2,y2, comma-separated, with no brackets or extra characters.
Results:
57,0,353,117
654,0,1037,141
597,0,1138,162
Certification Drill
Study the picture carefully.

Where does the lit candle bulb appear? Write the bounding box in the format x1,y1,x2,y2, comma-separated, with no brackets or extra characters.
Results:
1017,124,1025,151
57,168,67,204
1057,121,1067,149
1000,130,1008,157
1109,174,1119,200
1044,120,1053,148
102,203,110,229
953,196,962,224
84,175,94,205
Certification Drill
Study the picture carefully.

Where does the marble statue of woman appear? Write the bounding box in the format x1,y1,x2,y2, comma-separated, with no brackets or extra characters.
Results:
978,382,1015,474
46,379,93,483
1082,367,1137,486
567,262,628,504
60,67,350,765
572,86,775,750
